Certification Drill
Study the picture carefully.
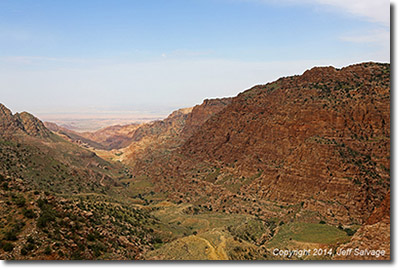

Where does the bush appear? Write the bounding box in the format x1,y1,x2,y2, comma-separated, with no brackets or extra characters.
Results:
319,220,326,224
2,182,8,190
13,195,26,207
37,211,56,228
21,248,28,255
24,242,35,251
37,200,57,228
71,251,83,260
344,228,356,236
4,230,18,241
89,243,107,258
2,242,14,252
44,246,52,255
87,233,96,242
23,209,37,219
27,236,36,244
21,243,35,256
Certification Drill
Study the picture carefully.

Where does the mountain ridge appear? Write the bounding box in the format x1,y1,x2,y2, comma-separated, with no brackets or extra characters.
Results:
0,61,390,260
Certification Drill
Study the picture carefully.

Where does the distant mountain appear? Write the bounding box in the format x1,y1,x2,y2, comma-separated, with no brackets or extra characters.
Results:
44,121,106,149
121,101,231,170
45,98,232,153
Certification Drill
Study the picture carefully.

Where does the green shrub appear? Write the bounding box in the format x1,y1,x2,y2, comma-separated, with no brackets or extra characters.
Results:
87,233,96,241
44,246,52,255
71,251,83,260
21,243,35,256
90,243,107,257
2,182,8,190
21,248,28,255
13,195,26,207
23,208,37,219
37,212,56,228
344,228,356,236
2,242,14,252
37,200,57,228
4,230,18,241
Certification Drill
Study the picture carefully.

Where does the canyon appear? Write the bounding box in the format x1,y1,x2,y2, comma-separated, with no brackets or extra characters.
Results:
0,62,390,260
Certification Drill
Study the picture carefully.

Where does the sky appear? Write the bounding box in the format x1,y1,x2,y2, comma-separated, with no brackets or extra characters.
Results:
0,0,390,117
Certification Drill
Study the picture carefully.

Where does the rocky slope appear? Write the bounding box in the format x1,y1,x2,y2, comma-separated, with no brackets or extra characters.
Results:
121,99,232,171
0,104,162,259
44,122,106,149
181,98,232,138
45,122,141,150
120,107,193,167
80,123,141,150
47,98,231,155
0,175,157,260
0,62,391,260
333,191,390,260
0,104,51,138
134,62,390,227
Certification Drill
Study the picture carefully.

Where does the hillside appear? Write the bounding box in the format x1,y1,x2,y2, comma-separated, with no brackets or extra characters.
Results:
0,104,51,138
0,62,391,260
0,105,160,259
45,122,142,150
44,122,107,150
148,62,390,224
333,191,390,260
118,62,390,259
119,102,230,169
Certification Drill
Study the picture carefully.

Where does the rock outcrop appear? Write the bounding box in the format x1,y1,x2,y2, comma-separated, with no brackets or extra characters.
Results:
182,98,232,138
333,191,390,260
0,104,51,138
136,62,390,226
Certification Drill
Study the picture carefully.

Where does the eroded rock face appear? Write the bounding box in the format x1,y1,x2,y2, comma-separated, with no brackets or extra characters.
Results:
80,124,142,150
333,191,390,260
129,107,193,143
15,112,51,138
142,62,390,225
122,100,232,169
0,104,21,135
182,98,232,138
0,104,51,138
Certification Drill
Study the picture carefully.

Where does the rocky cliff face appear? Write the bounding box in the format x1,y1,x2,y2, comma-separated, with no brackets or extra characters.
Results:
122,99,233,172
128,107,193,143
45,121,142,150
182,98,232,138
80,123,141,150
120,107,193,168
0,104,51,138
44,122,107,149
139,62,390,226
333,191,390,260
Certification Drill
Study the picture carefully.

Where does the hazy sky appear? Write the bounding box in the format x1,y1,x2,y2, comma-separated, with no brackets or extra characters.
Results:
0,0,390,116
